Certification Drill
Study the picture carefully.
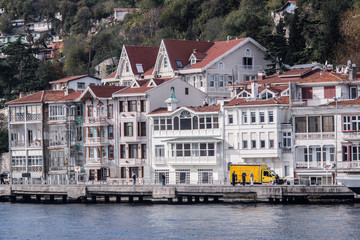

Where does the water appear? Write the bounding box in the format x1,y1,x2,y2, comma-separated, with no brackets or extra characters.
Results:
1,203,360,240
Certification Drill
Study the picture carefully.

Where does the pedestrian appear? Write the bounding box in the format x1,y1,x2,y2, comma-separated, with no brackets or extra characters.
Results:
162,174,166,186
0,173,4,184
242,171,246,186
232,171,236,186
249,172,254,186
132,172,136,185
275,174,279,185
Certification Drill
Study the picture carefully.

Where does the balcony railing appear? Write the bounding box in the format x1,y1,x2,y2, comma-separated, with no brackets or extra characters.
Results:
28,166,43,172
10,114,25,122
167,156,217,165
10,140,25,147
153,157,166,164
295,132,335,140
296,162,326,168
49,140,67,146
343,131,360,140
119,158,144,165
26,113,41,121
238,65,262,70
28,140,42,147
86,137,109,145
86,157,109,164
337,161,360,169
12,166,26,172
85,117,109,124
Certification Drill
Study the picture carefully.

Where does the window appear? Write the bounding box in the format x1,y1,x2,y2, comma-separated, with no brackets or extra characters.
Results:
77,82,85,90
88,106,93,117
260,140,265,148
128,100,137,112
268,111,274,123
343,116,351,131
218,62,224,69
140,100,146,112
172,143,215,157
49,105,65,121
155,145,165,157
185,88,189,95
219,75,224,87
124,122,133,136
251,140,256,148
138,122,146,136
251,112,256,123
243,140,248,149
141,144,147,158
107,105,113,118
302,87,313,100
242,112,247,123
350,87,357,99
261,91,273,100
89,148,94,158
228,114,233,124
282,132,291,148
209,75,215,87
76,105,82,116
324,86,335,99
242,57,253,69
129,144,138,158
119,101,125,112
108,126,114,138
108,146,114,159
163,57,168,68
120,145,126,158
176,60,183,68
199,75,203,87
259,112,265,123
295,117,307,133
180,111,192,130
322,116,334,132
245,49,251,56
308,116,320,132
245,75,257,81
269,140,274,148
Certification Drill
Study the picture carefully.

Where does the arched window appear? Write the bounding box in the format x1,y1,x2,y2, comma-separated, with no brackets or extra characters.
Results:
245,49,251,56
193,116,198,129
174,117,179,130
125,62,129,72
261,91,273,100
163,56,168,69
218,62,224,69
180,111,191,130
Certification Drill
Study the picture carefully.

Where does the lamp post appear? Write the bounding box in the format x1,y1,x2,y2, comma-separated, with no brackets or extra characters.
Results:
333,97,338,185
63,105,76,185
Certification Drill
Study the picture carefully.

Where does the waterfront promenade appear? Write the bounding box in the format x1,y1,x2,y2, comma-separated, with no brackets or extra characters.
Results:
0,184,355,204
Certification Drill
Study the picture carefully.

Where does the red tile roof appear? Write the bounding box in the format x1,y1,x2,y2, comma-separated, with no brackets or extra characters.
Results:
6,91,44,105
49,75,89,84
225,96,290,107
329,97,360,106
186,38,248,70
43,90,69,102
89,85,126,98
115,78,171,95
163,39,214,71
105,71,116,79
125,45,159,75
59,91,83,101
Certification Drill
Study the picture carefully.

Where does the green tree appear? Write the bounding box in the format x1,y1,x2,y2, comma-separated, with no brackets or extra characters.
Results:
0,129,8,154
62,35,89,75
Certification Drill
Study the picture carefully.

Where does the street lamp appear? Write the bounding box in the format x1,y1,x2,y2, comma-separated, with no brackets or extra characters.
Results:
333,97,338,185
63,105,76,185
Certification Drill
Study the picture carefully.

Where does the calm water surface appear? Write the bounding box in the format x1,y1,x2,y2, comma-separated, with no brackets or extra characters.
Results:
1,203,360,240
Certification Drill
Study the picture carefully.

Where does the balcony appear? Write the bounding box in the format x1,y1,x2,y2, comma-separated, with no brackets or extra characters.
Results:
10,114,25,122
296,162,324,168
85,117,109,125
10,140,25,148
343,131,360,141
86,157,109,166
49,140,67,147
153,157,166,164
28,166,43,172
26,113,41,121
295,132,335,140
337,161,360,169
119,158,144,166
85,137,109,145
167,156,217,165
28,140,42,147
238,65,262,71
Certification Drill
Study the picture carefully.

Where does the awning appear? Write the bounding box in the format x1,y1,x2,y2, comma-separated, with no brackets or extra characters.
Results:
162,136,222,143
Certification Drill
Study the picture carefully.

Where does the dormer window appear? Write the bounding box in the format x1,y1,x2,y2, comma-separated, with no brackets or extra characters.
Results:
176,60,183,68
191,57,196,65
239,91,250,98
164,57,168,69
260,91,274,100
136,64,144,73
218,62,224,69
281,89,290,96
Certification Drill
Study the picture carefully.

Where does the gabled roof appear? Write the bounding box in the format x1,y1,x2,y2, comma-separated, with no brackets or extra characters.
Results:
185,38,248,70
114,78,171,95
88,85,126,98
125,45,159,75
105,71,116,79
149,105,220,115
163,39,214,71
6,90,83,105
59,91,83,101
225,96,290,107
49,75,92,84
6,91,44,105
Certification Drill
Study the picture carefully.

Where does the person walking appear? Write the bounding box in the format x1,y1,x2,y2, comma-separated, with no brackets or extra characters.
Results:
132,172,136,185
249,172,254,186
242,171,246,186
232,171,236,186
0,173,4,184
162,174,166,186
275,174,279,185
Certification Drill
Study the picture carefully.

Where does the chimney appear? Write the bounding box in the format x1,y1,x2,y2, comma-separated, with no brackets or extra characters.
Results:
227,36,231,42
258,71,266,80
19,92,24,98
64,87,69,96
349,64,357,80
251,81,258,98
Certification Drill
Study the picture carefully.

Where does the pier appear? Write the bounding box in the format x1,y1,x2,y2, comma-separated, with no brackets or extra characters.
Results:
0,185,356,204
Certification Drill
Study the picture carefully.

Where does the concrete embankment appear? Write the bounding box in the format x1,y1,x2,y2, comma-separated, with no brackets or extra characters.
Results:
0,185,356,204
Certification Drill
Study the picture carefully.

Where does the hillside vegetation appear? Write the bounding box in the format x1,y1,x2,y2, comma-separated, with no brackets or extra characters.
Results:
1,0,360,103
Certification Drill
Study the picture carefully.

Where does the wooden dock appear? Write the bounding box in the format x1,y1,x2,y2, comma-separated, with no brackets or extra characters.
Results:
0,185,356,204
